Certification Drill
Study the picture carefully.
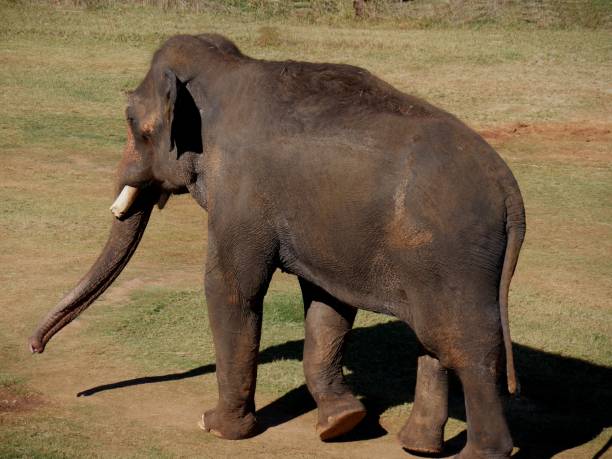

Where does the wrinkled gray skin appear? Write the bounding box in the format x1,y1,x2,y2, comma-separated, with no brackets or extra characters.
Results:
29,34,525,458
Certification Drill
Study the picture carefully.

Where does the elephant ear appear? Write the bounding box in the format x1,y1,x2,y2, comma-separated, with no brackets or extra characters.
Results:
164,69,203,158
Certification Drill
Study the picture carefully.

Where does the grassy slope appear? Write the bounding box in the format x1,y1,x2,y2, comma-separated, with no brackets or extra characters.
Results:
0,3,611,458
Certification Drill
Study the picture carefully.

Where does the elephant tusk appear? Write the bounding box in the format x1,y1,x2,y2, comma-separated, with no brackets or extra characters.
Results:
110,185,139,219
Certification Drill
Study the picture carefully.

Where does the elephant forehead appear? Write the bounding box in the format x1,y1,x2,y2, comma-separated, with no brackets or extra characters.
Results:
129,88,161,116
127,101,160,136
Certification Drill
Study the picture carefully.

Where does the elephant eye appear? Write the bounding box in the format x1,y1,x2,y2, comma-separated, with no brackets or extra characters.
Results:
127,109,138,122
125,113,150,141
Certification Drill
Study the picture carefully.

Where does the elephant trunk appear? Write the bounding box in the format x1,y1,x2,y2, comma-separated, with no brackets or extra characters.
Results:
28,188,157,353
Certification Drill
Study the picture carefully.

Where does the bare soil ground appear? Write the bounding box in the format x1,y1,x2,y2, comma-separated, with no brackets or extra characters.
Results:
1,3,611,458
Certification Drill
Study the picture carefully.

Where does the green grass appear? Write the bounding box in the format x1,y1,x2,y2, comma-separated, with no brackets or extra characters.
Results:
0,373,28,395
0,418,92,459
0,2,611,457
94,286,307,394
100,288,212,371
0,412,184,459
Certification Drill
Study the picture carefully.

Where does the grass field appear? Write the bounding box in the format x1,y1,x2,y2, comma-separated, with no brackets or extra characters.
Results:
1,2,611,458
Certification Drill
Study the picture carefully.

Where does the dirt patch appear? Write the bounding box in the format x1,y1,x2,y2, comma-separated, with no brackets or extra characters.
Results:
478,121,611,143
102,270,202,306
477,121,612,165
0,387,44,414
103,277,149,305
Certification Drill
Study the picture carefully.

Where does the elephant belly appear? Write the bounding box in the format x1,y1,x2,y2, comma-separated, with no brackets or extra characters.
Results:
262,120,507,317
275,175,506,320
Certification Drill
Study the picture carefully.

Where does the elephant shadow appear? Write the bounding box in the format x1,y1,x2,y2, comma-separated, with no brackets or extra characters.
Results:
78,320,611,458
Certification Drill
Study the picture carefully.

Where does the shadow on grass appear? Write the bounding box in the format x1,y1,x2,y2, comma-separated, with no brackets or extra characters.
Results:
78,321,611,458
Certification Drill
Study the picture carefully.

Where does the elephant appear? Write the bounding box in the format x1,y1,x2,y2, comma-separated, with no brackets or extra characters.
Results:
29,33,525,458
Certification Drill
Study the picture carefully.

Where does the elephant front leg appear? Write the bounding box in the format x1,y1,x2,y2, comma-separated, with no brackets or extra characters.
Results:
201,263,271,440
398,354,449,453
300,279,366,441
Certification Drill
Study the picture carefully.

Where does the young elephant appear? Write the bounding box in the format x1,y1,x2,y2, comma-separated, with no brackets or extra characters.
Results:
29,34,525,458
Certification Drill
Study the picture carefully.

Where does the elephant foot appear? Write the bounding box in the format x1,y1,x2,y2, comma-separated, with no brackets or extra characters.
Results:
198,409,259,440
397,418,444,454
315,392,366,441
454,443,513,459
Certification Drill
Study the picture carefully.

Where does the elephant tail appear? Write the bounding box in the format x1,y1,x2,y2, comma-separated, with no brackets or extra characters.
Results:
500,188,526,396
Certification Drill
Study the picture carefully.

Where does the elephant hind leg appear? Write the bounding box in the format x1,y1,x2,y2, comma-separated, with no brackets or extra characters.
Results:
398,353,449,453
300,278,366,441
437,300,513,458
455,366,513,459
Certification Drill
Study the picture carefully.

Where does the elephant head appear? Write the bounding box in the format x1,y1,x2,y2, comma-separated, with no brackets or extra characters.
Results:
28,34,240,353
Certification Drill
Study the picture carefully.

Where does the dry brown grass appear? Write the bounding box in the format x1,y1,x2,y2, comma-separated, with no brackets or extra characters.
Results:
25,0,612,28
